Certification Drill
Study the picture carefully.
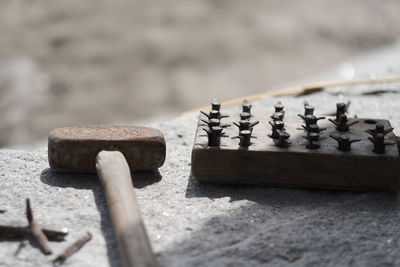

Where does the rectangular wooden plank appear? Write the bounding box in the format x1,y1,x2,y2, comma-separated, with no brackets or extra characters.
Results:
191,104,400,190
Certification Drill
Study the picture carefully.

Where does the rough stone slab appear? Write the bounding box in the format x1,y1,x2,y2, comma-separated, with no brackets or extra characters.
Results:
2,86,400,266
2,48,400,265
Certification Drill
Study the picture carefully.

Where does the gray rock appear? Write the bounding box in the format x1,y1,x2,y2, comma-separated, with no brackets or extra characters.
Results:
2,47,400,266
2,87,400,266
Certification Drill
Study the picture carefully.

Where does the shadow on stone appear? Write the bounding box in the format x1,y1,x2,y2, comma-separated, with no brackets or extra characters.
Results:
40,168,121,267
40,168,98,190
132,170,162,189
185,173,376,207
168,181,400,266
40,168,162,267
40,168,162,190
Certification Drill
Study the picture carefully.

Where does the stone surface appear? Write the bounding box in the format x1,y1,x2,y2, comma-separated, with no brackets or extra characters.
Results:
1,83,400,266
3,45,400,266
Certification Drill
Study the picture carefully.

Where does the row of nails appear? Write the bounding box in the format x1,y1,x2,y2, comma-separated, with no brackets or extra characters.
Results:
290,101,394,153
232,100,259,147
367,124,395,153
298,101,325,149
330,124,395,153
231,100,284,147
201,100,258,147
200,100,396,154
200,100,288,148
269,102,291,148
301,101,395,153
201,100,230,147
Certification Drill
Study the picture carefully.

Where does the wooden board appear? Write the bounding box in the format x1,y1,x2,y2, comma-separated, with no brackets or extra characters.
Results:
191,108,400,190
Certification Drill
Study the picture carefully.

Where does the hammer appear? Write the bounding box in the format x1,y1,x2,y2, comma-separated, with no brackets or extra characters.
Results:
48,125,166,267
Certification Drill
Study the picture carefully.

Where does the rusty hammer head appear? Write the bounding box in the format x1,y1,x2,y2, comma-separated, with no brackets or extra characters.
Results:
48,125,166,173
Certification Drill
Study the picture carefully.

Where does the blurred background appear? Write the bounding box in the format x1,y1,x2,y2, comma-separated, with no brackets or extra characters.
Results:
1,0,400,147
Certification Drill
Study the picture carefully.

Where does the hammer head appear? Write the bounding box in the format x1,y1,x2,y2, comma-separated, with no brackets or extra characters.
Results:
48,125,166,173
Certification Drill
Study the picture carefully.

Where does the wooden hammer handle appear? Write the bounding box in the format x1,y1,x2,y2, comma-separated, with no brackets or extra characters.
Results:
96,151,158,267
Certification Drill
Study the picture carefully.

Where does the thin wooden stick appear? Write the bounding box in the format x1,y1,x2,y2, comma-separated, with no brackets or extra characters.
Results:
53,232,92,265
26,199,52,255
184,75,400,114
0,225,68,241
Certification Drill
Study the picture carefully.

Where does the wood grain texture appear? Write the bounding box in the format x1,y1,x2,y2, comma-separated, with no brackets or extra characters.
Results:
48,125,166,173
96,151,158,267
191,110,400,190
